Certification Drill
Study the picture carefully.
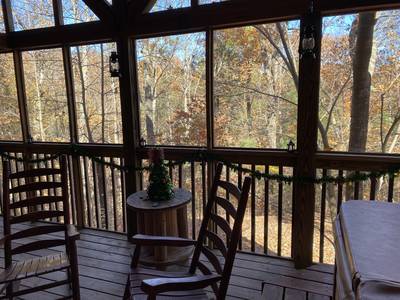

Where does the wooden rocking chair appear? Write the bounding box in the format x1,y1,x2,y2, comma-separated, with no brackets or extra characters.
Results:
0,155,80,299
126,162,252,299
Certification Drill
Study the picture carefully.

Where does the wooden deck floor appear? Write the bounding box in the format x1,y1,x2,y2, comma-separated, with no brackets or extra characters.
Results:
0,221,334,300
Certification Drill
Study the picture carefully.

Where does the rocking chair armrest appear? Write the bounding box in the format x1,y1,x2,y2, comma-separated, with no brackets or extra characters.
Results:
66,225,80,241
131,234,197,247
141,274,222,295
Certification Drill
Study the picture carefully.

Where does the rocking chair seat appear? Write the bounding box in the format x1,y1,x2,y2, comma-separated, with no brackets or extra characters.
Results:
0,253,70,294
129,267,209,299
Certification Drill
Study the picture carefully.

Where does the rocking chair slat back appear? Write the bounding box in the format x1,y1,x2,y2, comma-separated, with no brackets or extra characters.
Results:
1,155,80,299
3,156,70,263
189,162,252,299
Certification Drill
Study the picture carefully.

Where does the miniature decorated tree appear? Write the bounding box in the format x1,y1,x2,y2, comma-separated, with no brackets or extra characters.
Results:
147,148,174,202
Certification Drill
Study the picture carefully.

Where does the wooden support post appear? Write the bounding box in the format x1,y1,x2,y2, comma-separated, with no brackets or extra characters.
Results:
292,13,322,269
13,51,30,143
114,0,142,241
205,29,217,240
62,44,85,227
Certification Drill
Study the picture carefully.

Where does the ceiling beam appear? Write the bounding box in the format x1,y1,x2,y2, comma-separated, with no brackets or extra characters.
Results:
130,0,306,38
130,0,400,38
82,0,115,25
4,0,400,49
7,21,114,50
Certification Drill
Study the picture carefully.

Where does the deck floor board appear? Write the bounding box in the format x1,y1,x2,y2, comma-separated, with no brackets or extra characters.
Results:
0,221,333,299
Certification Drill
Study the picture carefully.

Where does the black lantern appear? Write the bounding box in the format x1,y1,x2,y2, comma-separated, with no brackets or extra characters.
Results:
287,140,296,153
300,0,317,59
109,51,121,78
139,137,147,147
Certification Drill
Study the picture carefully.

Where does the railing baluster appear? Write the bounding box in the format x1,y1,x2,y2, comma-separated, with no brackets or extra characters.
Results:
226,166,230,225
238,164,243,250
37,155,45,211
120,157,126,232
370,175,377,200
319,169,327,263
83,156,92,227
8,157,17,217
337,170,343,213
46,157,56,222
92,159,101,228
264,165,269,255
139,160,144,191
354,172,360,200
111,158,118,231
178,163,183,188
15,156,24,216
14,156,21,216
201,161,207,215
169,164,174,184
278,165,283,256
251,164,256,252
191,161,196,239
388,175,394,203
67,155,76,224
102,158,109,230
51,158,62,223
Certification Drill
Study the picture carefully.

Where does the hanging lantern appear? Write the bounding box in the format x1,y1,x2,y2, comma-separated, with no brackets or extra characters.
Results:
300,0,317,59
109,51,121,78
139,137,147,147
287,140,296,153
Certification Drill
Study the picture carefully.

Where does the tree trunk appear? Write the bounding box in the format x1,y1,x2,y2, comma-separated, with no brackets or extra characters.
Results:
346,12,377,200
143,58,156,144
76,47,94,143
348,12,377,153
33,53,45,141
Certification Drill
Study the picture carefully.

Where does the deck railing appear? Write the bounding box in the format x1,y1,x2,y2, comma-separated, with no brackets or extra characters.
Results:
1,143,399,264
314,153,400,264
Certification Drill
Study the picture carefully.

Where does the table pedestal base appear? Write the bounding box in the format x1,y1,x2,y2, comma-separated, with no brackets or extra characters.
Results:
136,206,191,266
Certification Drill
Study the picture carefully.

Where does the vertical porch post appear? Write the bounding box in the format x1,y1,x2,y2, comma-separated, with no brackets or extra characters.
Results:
292,12,322,268
114,0,142,240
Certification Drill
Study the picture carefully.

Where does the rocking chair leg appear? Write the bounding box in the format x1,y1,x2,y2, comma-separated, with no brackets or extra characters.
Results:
67,269,72,287
5,284,12,300
69,245,80,300
6,280,20,300
71,266,80,300
123,278,131,300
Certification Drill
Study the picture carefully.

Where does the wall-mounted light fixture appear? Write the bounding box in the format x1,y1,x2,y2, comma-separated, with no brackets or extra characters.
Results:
109,51,121,78
287,140,296,153
300,1,317,59
139,137,147,147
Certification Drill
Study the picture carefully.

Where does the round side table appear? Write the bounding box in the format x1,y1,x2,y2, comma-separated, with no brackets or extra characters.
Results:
127,188,192,266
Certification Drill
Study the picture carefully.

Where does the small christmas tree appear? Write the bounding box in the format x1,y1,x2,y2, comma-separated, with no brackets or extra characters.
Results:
147,148,174,202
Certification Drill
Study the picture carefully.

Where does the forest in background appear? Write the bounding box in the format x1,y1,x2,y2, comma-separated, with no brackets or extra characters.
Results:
0,0,399,263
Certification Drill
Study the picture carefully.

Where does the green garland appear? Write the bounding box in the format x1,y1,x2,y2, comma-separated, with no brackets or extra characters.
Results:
1,144,399,185
1,152,62,164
